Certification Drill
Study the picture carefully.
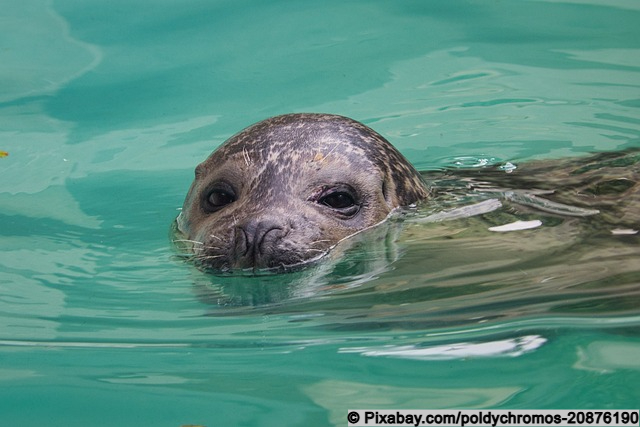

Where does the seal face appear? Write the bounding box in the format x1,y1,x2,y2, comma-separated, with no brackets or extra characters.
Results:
176,113,429,272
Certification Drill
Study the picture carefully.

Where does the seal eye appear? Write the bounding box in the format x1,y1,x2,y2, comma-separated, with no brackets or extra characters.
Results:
317,188,360,217
321,192,355,209
205,189,235,211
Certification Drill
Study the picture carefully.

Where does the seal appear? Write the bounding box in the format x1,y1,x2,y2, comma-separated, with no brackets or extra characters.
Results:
175,113,430,272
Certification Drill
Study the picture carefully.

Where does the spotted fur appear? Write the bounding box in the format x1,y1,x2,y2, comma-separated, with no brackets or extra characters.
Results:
176,113,430,272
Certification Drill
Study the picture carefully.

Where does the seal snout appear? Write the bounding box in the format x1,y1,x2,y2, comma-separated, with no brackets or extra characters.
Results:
233,218,292,269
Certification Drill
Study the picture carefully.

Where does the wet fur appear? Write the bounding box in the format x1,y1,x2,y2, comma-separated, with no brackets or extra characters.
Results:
175,113,429,272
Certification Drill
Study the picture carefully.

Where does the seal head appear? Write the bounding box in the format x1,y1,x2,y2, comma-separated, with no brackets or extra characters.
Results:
176,113,429,272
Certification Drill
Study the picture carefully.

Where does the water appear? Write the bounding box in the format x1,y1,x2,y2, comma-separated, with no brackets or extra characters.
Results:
1,0,639,426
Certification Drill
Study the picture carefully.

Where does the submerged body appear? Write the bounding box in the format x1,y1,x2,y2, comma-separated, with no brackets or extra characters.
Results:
431,149,640,233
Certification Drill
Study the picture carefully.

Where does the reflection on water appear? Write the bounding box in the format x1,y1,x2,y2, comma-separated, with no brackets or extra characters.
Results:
340,335,547,360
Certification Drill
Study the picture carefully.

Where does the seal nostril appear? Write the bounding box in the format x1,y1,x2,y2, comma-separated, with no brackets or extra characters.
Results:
233,219,288,267
255,227,283,254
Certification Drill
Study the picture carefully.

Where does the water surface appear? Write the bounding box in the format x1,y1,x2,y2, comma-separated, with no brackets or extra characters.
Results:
1,0,639,426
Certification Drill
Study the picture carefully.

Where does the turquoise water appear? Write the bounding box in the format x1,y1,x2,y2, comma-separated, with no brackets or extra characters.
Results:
1,0,640,426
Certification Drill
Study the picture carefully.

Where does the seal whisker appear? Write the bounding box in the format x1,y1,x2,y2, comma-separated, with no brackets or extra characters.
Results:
195,254,226,262
323,143,339,161
242,147,251,166
197,244,224,252
172,239,204,245
207,234,224,242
